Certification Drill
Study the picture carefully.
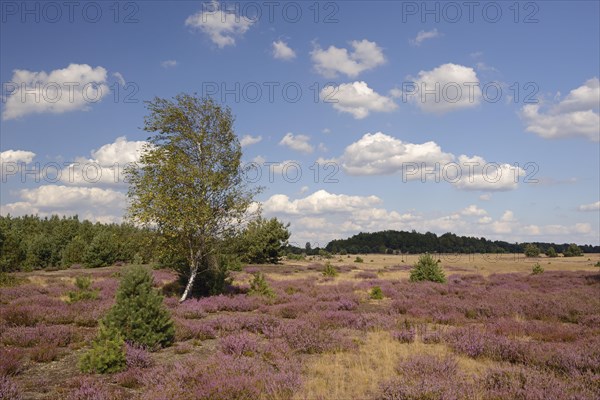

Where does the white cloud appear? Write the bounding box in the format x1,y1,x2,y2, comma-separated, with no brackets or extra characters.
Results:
62,136,147,186
461,204,487,216
578,201,600,212
1,185,126,223
240,134,262,147
262,189,381,215
409,28,441,46
323,81,397,119
272,40,296,61
112,72,126,86
452,155,525,191
521,78,599,141
0,149,36,163
407,63,482,114
311,39,385,78
479,193,492,201
279,133,314,154
2,64,110,120
185,1,254,48
339,132,454,176
161,60,178,68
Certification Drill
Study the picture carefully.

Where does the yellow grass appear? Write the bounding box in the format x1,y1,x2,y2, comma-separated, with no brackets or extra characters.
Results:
294,330,493,400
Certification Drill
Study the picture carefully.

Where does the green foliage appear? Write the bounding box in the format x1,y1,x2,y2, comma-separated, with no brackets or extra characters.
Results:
239,217,290,264
545,247,558,258
410,254,446,283
102,265,174,349
79,324,126,374
126,94,261,301
286,253,305,261
354,256,364,263
322,262,339,277
369,286,384,300
524,244,541,258
594,261,600,267
67,276,98,303
248,272,275,298
0,272,26,287
83,230,120,268
531,263,544,275
563,243,583,257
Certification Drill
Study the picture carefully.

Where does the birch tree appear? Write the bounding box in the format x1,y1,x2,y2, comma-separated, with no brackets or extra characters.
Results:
126,94,259,302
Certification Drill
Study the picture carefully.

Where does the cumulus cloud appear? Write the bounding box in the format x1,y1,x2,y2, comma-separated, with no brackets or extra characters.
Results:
409,29,441,46
337,133,524,191
240,134,262,147
262,189,381,215
272,40,296,60
578,201,600,212
339,132,454,176
311,39,385,78
1,185,126,223
279,133,314,154
185,1,254,48
406,63,482,114
62,136,147,186
461,204,488,216
521,78,599,141
2,64,110,120
323,81,397,119
0,149,36,163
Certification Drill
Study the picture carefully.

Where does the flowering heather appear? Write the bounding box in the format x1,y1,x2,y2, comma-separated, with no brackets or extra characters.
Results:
391,329,415,344
0,348,24,376
66,378,111,400
125,343,154,369
0,376,22,400
219,332,261,357
1,324,76,347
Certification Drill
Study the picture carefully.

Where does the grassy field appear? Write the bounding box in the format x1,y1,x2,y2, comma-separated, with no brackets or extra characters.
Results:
1,254,599,399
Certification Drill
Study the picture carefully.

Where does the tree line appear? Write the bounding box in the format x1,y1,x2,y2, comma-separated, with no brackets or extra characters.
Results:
323,230,599,255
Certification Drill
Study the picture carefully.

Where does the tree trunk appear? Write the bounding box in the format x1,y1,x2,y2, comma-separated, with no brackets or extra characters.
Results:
179,264,198,302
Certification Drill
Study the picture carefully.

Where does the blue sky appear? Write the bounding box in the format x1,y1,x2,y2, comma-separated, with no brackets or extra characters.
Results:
1,1,599,247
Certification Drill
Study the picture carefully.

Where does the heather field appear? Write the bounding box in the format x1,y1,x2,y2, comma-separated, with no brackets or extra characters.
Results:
1,254,599,400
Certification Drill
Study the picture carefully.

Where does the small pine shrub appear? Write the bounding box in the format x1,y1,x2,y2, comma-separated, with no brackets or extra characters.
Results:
370,286,384,300
322,262,339,277
354,257,364,263
79,324,126,374
410,254,446,283
67,275,98,303
531,263,544,275
248,272,275,298
102,265,174,349
594,261,600,267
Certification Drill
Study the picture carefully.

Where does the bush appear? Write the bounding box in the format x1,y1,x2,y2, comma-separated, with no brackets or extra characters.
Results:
545,247,558,258
83,231,120,268
322,262,339,277
409,254,446,283
531,263,544,275
67,276,98,303
563,243,583,257
102,265,174,349
79,324,126,374
524,244,540,258
0,272,26,288
354,256,364,263
370,286,384,300
248,272,275,298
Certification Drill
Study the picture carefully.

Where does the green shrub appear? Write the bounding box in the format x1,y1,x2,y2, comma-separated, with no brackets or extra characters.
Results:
370,286,384,300
409,254,446,283
354,256,364,263
102,265,174,349
322,262,338,277
524,244,540,258
563,243,583,257
594,261,600,267
0,272,26,287
67,275,99,303
545,247,558,258
79,324,126,374
531,263,544,275
287,253,305,261
248,272,275,298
